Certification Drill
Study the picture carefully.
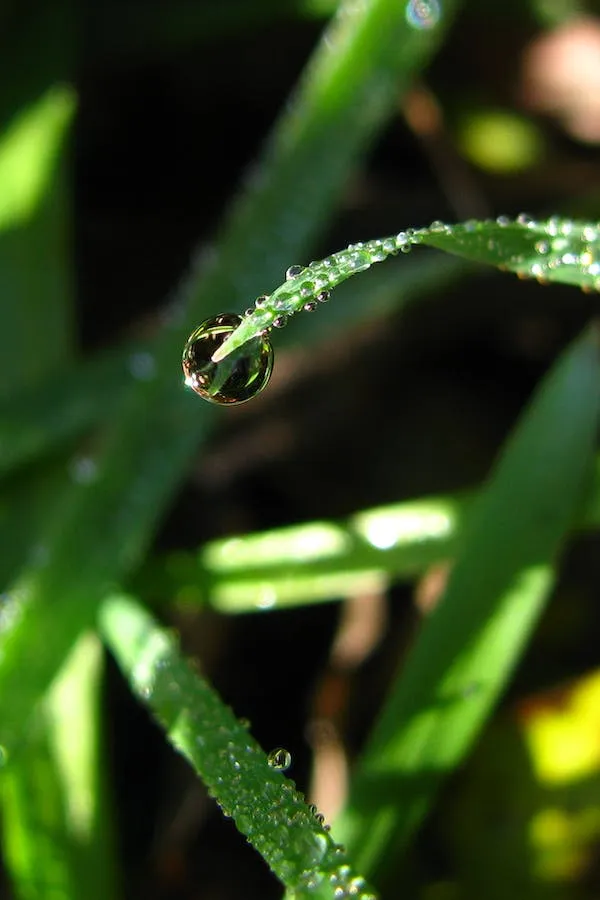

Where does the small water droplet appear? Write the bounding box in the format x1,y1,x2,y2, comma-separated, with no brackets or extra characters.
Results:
303,301,318,312
255,295,269,308
29,543,50,568
182,313,273,405
300,281,315,297
317,290,330,303
68,456,98,485
535,240,550,254
348,876,366,895
272,315,287,328
286,265,304,280
267,747,292,771
496,215,511,227
244,307,254,317
516,212,535,227
129,351,156,381
405,0,440,29
429,219,446,232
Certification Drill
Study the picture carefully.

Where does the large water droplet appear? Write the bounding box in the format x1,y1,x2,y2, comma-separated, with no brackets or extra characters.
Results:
405,0,441,29
182,313,273,405
267,747,292,771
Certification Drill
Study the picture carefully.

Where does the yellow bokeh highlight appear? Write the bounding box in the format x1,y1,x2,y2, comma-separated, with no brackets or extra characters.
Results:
458,109,545,174
523,669,600,785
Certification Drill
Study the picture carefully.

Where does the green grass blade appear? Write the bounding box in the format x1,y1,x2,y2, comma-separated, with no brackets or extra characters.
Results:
416,216,600,290
0,341,148,479
0,84,76,394
333,323,600,880
0,634,116,900
99,594,376,900
142,446,600,615
214,216,600,362
142,493,467,611
0,0,460,760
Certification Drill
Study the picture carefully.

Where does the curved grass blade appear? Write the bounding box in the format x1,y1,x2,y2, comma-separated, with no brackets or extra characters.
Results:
213,216,600,362
99,594,376,900
416,216,600,289
332,323,600,882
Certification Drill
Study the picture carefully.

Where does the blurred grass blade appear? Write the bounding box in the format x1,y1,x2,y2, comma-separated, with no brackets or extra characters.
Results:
0,0,460,760
0,341,148,480
0,84,76,393
417,216,600,291
0,634,117,900
334,323,600,881
0,85,74,231
142,493,467,611
99,594,374,900
142,450,600,615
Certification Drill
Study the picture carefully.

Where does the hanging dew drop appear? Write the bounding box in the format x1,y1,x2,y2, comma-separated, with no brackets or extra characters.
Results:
267,747,292,771
272,315,287,328
317,290,330,302
182,313,273,405
304,301,318,312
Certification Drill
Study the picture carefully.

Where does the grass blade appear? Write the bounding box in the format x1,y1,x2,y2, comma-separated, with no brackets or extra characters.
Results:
416,216,600,291
0,84,76,394
99,594,375,899
0,634,116,900
334,323,600,881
